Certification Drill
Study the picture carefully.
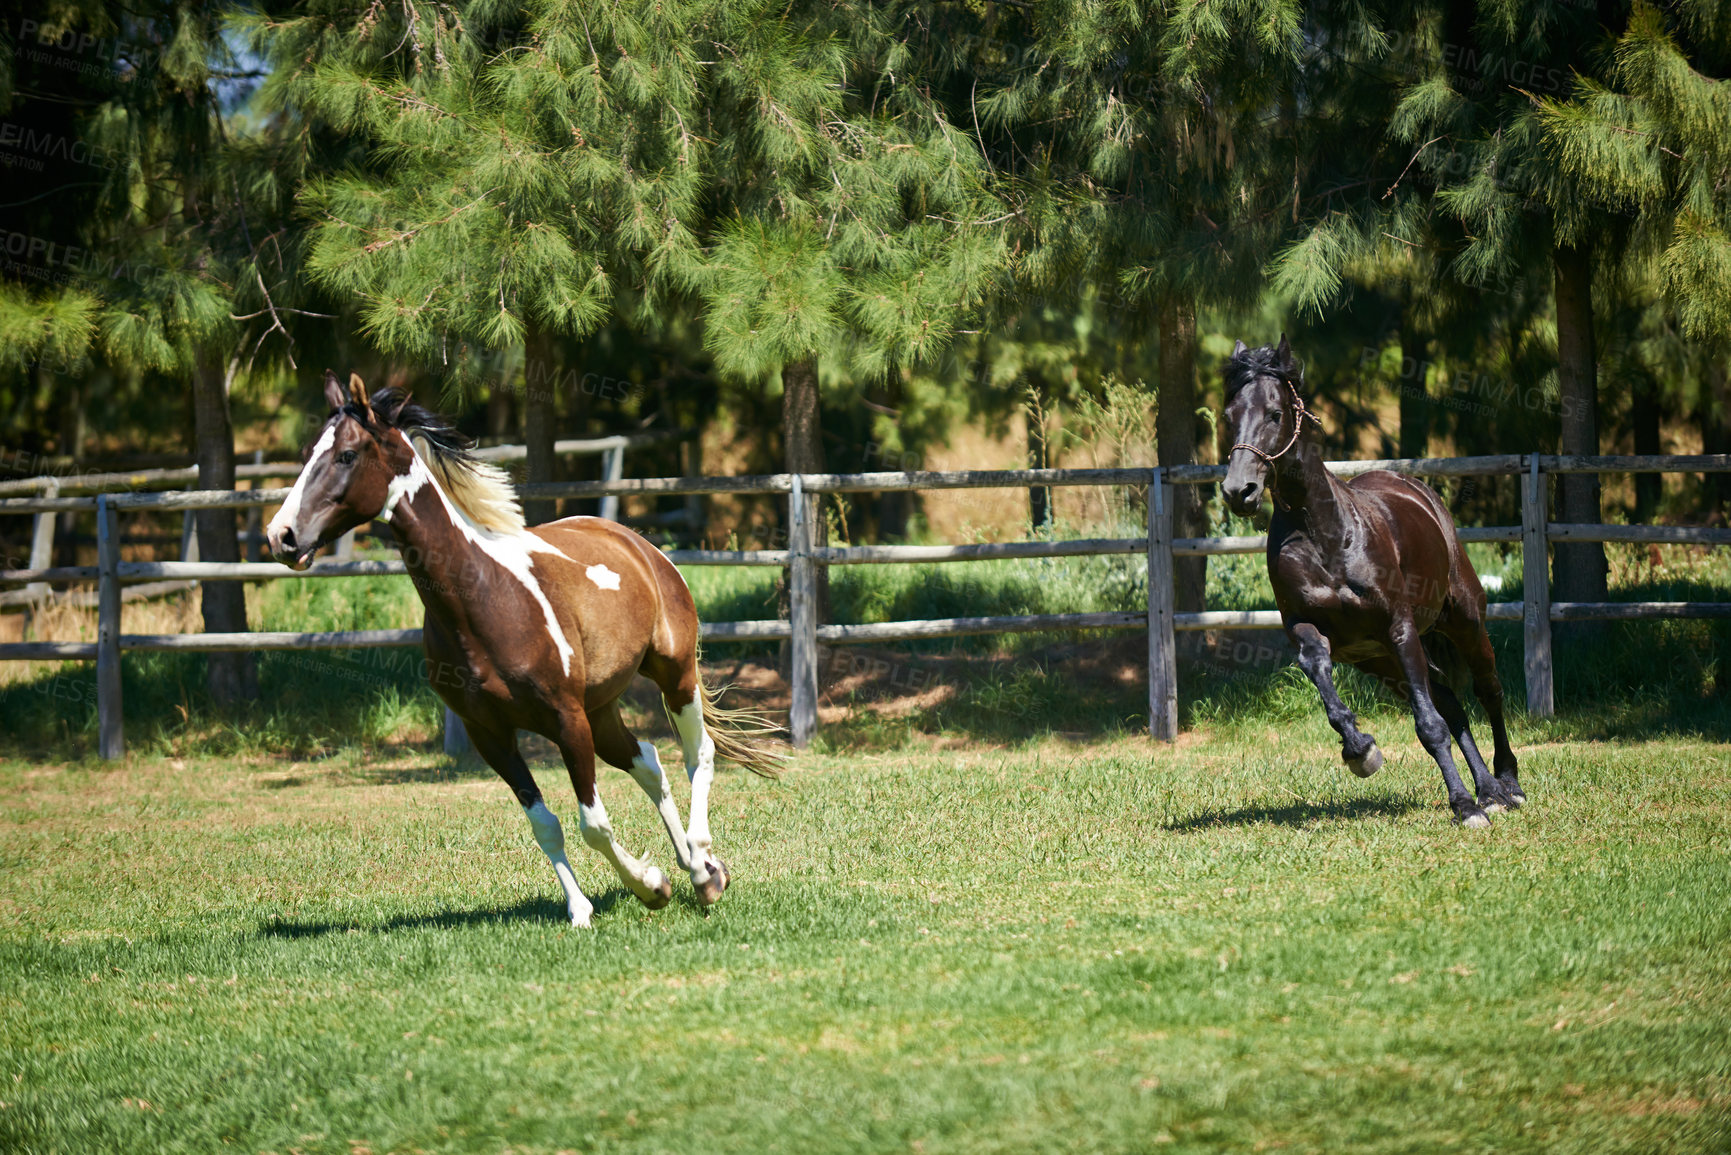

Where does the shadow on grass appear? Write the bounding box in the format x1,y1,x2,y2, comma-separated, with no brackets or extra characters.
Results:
254,890,644,938
1163,795,1424,832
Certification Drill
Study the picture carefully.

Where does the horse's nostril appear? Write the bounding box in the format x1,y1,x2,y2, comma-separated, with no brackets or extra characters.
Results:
278,527,296,552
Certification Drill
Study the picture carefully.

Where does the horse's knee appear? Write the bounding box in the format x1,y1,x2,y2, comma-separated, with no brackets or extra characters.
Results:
1413,709,1450,751
523,800,566,858
628,740,668,793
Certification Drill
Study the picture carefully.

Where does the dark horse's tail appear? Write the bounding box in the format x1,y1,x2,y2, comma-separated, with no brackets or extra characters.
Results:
695,675,787,778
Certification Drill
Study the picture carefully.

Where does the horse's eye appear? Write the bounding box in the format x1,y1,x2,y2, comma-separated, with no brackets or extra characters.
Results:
1267,409,1283,421
336,450,358,466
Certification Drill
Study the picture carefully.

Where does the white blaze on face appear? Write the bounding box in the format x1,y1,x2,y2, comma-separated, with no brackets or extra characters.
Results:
266,423,336,541
586,563,621,591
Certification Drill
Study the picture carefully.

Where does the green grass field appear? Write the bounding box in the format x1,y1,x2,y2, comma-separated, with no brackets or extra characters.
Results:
3,714,1729,1153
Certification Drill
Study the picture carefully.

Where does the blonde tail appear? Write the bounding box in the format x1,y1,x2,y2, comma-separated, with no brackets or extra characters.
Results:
695,675,787,778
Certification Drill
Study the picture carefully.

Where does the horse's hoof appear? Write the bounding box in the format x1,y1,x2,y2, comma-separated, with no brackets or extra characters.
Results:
1456,809,1492,830
694,857,730,906
641,870,673,911
1482,799,1507,815
1346,743,1384,779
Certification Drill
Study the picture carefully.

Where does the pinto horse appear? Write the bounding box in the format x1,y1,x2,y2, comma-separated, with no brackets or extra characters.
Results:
1220,337,1525,828
267,372,779,925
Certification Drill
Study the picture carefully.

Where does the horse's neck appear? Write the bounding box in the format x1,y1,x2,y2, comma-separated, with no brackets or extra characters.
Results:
1275,441,1353,546
388,479,488,623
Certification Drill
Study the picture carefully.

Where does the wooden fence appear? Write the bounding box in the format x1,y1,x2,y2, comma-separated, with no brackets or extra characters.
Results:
0,429,694,609
3,453,1730,759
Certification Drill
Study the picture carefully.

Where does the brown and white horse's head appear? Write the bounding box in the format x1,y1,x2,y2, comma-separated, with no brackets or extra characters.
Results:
267,371,524,569
1221,334,1304,517
265,371,415,569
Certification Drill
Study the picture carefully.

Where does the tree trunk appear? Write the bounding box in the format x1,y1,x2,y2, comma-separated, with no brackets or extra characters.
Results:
1701,359,1731,514
1398,324,1430,460
1157,296,1205,615
1632,373,1661,524
191,351,258,705
1551,241,1609,612
1026,378,1051,530
781,357,828,627
522,325,558,526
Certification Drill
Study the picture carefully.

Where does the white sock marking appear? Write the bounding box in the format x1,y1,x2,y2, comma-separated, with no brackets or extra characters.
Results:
672,699,718,881
630,739,693,871
523,800,593,928
579,794,668,900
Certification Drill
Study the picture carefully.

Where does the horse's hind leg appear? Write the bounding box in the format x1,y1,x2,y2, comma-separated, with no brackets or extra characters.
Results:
1427,679,1516,815
1451,617,1524,806
466,720,594,928
645,657,728,906
1289,623,1383,777
1386,622,1492,829
555,709,673,911
589,702,694,874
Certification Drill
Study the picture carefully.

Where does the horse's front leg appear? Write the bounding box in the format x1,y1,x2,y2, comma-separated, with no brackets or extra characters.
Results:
557,710,674,912
465,720,595,928
1388,621,1491,829
1289,622,1383,777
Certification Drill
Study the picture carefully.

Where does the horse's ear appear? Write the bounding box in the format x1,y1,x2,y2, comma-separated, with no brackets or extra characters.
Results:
1276,333,1293,369
348,373,374,420
322,370,344,412
377,390,412,425
1231,339,1248,357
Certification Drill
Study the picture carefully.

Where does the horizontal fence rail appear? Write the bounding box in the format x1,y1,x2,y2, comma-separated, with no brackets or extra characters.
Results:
4,454,1730,755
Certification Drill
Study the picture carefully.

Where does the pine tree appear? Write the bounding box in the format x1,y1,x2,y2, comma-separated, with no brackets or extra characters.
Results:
0,0,314,704
976,0,1318,614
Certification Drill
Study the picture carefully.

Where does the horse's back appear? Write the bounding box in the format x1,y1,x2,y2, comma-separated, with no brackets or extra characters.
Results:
1345,470,1484,617
530,516,700,669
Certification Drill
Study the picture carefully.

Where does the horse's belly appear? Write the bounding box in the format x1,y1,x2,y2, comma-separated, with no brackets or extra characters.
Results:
1333,639,1388,663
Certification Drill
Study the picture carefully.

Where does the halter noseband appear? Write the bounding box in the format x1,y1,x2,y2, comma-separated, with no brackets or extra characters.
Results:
1229,373,1315,509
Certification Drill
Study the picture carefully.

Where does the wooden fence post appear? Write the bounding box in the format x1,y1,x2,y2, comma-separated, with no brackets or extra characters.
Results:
599,445,624,522
443,707,471,758
681,436,704,543
179,510,200,563
96,494,124,759
1521,454,1554,716
245,449,264,562
1147,468,1178,740
25,477,56,605
788,473,818,747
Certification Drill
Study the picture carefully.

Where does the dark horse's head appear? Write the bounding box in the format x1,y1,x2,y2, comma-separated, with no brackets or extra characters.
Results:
1221,334,1309,516
267,370,500,569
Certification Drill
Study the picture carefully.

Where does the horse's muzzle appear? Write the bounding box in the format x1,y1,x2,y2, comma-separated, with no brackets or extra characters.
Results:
1225,481,1262,517
266,523,317,571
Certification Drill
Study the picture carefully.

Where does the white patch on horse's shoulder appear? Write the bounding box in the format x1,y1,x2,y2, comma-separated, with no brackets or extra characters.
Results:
586,563,621,591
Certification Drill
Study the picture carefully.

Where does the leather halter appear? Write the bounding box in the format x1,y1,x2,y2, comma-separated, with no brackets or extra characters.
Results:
1229,374,1315,509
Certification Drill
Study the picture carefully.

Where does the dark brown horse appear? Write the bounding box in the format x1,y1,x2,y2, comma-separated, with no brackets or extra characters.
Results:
267,372,778,925
1220,337,1524,827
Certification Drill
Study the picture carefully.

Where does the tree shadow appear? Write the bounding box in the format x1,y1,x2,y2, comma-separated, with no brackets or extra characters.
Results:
254,889,641,938
1163,795,1425,832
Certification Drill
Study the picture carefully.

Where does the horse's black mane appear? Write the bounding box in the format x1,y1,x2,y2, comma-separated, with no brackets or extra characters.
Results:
1223,343,1299,401
342,386,478,466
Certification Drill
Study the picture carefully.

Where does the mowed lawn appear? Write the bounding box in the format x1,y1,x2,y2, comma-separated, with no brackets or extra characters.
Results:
2,721,1729,1154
